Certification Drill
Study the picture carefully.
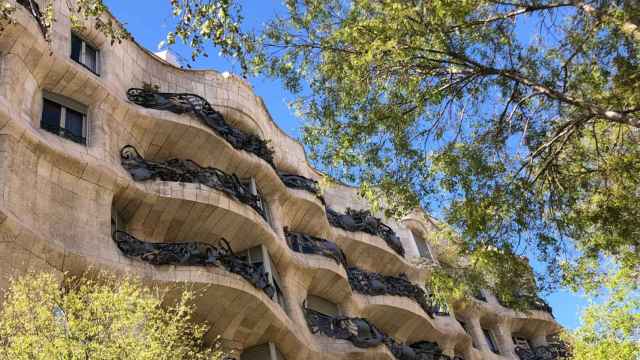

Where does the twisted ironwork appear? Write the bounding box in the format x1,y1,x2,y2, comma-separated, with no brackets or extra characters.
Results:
515,342,571,360
277,172,324,200
326,208,404,257
304,308,460,360
284,228,346,267
120,145,266,220
113,230,275,298
347,266,445,318
126,88,275,168
17,0,47,37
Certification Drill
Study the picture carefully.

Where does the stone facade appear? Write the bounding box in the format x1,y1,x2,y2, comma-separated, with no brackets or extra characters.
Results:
0,1,561,359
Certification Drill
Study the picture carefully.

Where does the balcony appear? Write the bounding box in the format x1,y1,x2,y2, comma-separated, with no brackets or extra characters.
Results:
304,308,459,360
277,172,324,201
120,145,267,220
285,228,346,267
113,230,275,298
347,266,442,318
127,88,275,168
326,208,404,257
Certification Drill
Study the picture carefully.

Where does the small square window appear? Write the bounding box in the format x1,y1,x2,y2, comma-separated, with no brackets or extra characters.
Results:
70,33,100,75
41,95,87,145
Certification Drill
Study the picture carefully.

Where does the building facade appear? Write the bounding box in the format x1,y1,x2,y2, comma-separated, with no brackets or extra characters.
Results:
0,1,563,359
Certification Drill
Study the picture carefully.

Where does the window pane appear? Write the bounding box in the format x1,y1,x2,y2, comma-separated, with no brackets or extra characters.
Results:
41,99,62,133
65,108,84,141
71,34,82,63
84,44,98,73
413,231,432,259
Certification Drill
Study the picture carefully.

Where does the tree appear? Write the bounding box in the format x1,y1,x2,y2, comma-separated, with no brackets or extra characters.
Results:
0,271,225,360
3,0,639,306
567,268,640,360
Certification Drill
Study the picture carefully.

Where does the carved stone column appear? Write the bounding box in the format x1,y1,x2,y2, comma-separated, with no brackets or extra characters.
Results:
494,318,516,358
468,316,490,353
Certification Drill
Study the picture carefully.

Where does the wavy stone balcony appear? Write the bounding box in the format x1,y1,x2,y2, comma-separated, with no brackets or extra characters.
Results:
304,308,462,360
120,145,267,220
127,88,276,168
113,230,274,297
347,267,441,319
326,208,404,257
285,228,347,267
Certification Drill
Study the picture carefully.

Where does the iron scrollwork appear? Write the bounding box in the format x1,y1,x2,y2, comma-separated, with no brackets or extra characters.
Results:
515,343,571,360
386,339,462,360
304,308,386,348
346,266,445,318
277,172,324,200
120,145,266,220
304,308,459,360
126,88,275,168
326,208,405,257
113,230,275,298
284,228,347,267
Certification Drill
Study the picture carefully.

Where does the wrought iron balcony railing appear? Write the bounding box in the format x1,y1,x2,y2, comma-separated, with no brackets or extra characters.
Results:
126,88,275,168
346,266,445,318
515,342,571,360
326,208,404,257
120,145,266,220
277,172,324,201
17,0,47,37
284,228,346,267
113,230,275,298
304,308,461,360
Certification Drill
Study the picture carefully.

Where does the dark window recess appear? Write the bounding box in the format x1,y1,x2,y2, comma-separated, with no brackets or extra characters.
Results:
412,230,433,260
483,329,500,354
70,33,99,74
40,98,87,145
65,108,84,139
41,99,62,133
84,44,98,72
71,34,83,63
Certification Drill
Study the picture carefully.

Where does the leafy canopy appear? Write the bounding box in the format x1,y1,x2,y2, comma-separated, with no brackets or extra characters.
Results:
0,272,225,360
567,268,640,360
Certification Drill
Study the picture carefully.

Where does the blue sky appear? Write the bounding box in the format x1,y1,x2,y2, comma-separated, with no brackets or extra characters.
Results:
104,0,589,330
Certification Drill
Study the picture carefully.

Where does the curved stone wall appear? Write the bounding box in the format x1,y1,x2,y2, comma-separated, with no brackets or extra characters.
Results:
0,2,561,359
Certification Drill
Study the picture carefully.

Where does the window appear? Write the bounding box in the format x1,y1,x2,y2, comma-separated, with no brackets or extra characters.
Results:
241,343,285,360
245,178,273,227
71,33,100,74
238,245,285,308
482,328,500,354
41,93,88,145
306,295,340,317
412,230,433,261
